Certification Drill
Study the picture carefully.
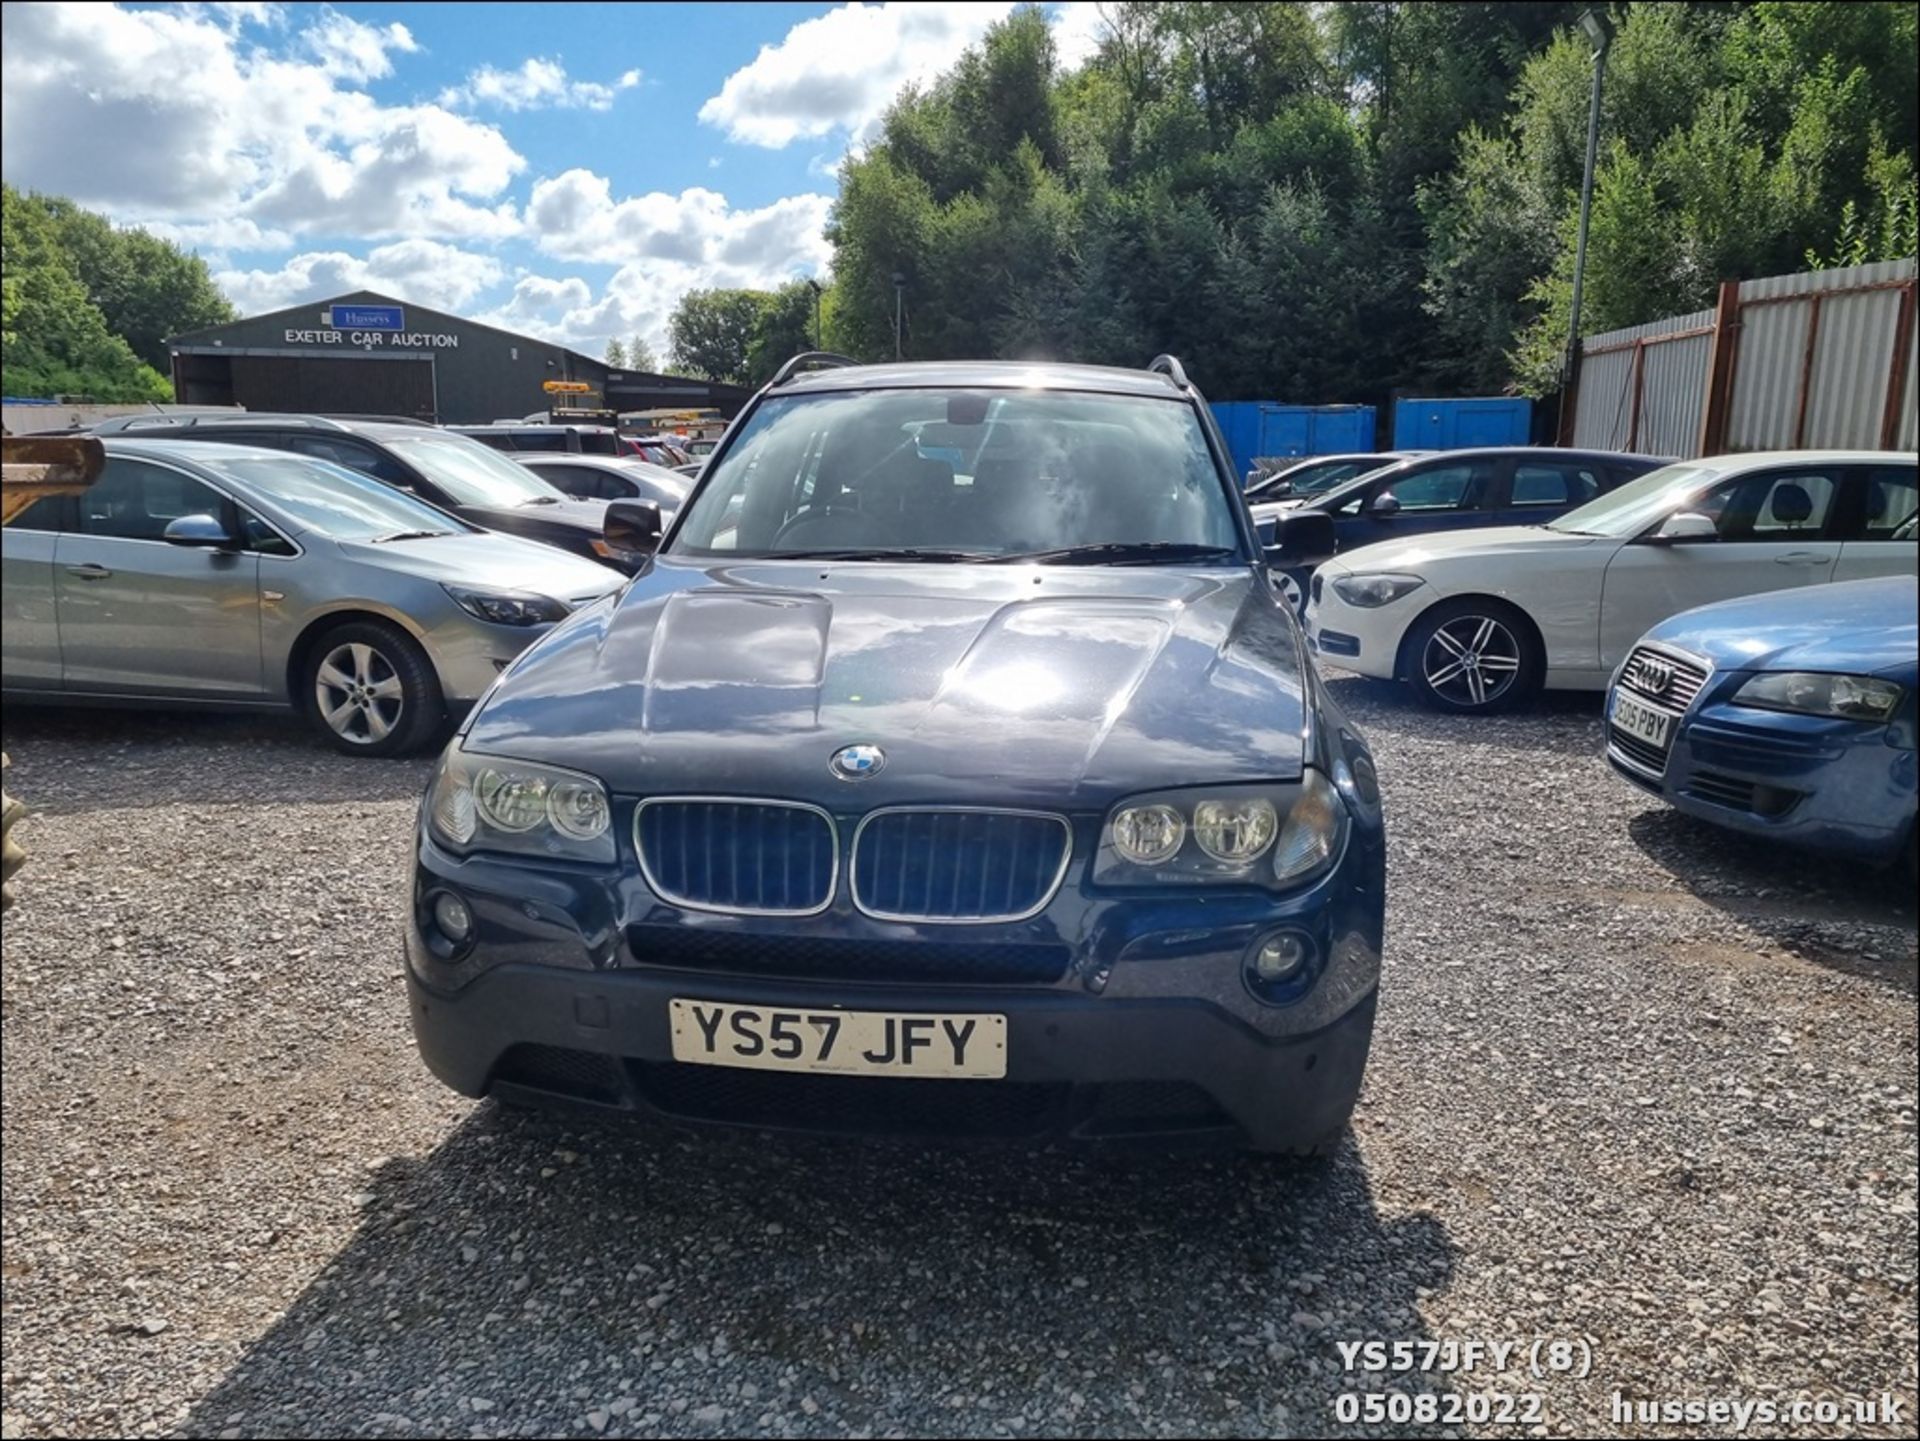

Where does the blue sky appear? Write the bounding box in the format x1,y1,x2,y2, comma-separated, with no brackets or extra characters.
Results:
0,1,1105,357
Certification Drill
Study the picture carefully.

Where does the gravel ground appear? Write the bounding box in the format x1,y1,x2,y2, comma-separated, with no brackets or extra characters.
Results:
2,683,1914,1440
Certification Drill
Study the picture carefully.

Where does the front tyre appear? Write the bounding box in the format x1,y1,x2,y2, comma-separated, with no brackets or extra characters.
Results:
1404,598,1541,714
303,620,444,757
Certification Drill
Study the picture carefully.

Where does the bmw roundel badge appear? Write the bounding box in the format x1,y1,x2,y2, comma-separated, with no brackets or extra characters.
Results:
830,743,886,780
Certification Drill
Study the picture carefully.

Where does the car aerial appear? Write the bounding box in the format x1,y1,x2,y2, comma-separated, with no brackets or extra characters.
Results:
1,439,625,755
1305,450,1919,713
1605,575,1916,875
511,453,692,516
1242,451,1427,502
90,413,655,574
1255,446,1669,612
404,354,1387,1156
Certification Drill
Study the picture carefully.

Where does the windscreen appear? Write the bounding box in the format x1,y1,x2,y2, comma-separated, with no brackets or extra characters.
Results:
199,455,470,540
386,434,567,507
1547,463,1715,537
668,389,1239,559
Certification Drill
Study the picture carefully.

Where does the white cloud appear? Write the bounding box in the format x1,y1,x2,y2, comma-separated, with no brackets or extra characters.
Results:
299,5,417,82
697,2,1107,149
214,239,506,315
698,2,1014,149
140,217,295,257
440,58,642,113
525,169,832,272
1049,2,1110,70
1,2,522,241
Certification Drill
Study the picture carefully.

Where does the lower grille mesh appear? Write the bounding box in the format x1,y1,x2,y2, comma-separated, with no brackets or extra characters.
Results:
627,925,1071,984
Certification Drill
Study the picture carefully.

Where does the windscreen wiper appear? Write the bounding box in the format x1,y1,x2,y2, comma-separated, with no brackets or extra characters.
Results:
518,495,562,506
369,529,457,543
988,542,1240,566
773,547,995,562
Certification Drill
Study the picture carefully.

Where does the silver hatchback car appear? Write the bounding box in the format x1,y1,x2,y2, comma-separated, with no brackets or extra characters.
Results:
1,439,626,756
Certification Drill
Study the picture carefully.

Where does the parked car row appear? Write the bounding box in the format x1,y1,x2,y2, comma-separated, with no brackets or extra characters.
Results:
3,357,1913,1159
2,439,625,754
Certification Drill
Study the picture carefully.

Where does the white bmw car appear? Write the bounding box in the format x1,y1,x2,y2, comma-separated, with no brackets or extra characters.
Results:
1303,450,1918,712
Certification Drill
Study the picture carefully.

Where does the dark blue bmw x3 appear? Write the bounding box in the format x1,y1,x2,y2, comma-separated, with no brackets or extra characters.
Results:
406,355,1387,1155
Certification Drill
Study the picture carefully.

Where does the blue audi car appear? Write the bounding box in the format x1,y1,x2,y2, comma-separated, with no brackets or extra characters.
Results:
1606,576,1918,871
403,355,1386,1156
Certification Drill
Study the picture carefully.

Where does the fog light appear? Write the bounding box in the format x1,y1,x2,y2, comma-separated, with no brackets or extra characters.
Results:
1253,932,1308,982
431,891,474,943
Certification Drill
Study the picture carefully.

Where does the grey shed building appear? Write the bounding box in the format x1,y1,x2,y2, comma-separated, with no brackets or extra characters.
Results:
165,290,749,424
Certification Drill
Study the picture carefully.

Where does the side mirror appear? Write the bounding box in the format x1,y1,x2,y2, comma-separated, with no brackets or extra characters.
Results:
1366,491,1401,518
1265,510,1337,568
1646,511,1717,543
162,513,236,549
604,498,663,555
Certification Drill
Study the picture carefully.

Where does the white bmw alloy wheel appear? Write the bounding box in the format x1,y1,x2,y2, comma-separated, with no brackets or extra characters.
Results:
314,641,406,745
1277,570,1305,613
1421,614,1522,708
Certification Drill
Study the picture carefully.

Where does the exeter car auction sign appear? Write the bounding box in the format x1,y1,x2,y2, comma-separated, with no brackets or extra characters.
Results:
282,324,461,349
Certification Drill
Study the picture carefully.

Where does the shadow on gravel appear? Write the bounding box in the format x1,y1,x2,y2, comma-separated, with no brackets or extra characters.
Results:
1628,809,1918,990
179,1113,1459,1437
0,706,435,812
1320,673,1603,732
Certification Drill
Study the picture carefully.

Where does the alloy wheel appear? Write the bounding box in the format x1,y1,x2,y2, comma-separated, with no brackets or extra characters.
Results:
1421,614,1522,708
314,642,406,745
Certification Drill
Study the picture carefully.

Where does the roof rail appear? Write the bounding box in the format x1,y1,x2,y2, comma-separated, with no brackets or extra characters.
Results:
94,412,352,434
768,351,862,387
1147,354,1191,390
316,413,437,427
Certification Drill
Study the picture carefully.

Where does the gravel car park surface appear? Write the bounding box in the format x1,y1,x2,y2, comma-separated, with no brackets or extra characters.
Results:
2,680,1914,1440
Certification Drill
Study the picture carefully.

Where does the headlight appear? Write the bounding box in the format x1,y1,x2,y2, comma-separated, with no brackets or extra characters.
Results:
1271,769,1344,882
425,741,615,863
1111,803,1185,864
443,584,570,627
1192,798,1277,861
1331,573,1424,608
1734,672,1903,722
1095,774,1348,888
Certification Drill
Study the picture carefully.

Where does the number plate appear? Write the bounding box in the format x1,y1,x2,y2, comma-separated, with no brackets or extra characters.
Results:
1611,691,1672,749
669,1000,1007,1080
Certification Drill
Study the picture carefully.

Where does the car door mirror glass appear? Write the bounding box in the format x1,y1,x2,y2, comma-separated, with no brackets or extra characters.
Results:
604,498,663,555
162,513,236,548
1648,511,1717,543
1268,510,1337,567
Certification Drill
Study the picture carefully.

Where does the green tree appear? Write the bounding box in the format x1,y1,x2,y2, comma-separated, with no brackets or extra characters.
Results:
1,185,170,401
667,288,768,383
604,336,628,367
744,281,821,386
627,336,659,372
32,194,233,370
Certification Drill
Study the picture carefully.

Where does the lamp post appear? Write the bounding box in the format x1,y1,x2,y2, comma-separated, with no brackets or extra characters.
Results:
892,271,906,361
1561,7,1614,438
806,278,824,351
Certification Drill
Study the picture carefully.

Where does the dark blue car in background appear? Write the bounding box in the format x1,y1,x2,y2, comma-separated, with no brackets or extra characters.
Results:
1606,576,1918,874
405,356,1387,1156
1254,446,1668,609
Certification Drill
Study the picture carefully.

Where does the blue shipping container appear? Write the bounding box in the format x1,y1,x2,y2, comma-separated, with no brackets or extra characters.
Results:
1210,402,1376,482
1391,396,1532,450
